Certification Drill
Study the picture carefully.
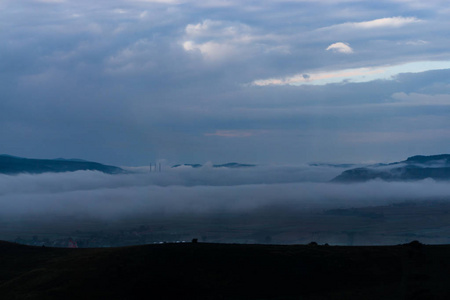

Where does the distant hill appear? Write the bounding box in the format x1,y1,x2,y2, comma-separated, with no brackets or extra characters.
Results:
309,163,358,168
0,155,124,175
172,162,256,168
171,163,203,168
332,154,450,182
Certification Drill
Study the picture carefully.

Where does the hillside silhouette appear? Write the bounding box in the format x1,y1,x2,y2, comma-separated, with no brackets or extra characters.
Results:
0,155,124,175
1,241,450,299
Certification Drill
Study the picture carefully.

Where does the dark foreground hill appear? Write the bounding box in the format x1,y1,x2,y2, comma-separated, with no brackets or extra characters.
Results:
0,155,124,175
333,154,450,182
1,241,449,299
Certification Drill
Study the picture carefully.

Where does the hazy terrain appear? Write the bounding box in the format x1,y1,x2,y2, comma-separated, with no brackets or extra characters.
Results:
0,155,124,175
2,156,450,247
334,154,450,182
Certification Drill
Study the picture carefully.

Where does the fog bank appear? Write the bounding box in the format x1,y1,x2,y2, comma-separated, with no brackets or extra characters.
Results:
1,165,450,220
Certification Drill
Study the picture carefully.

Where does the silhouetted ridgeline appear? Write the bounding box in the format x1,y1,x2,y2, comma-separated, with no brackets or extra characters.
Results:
0,155,124,175
172,162,256,168
333,154,450,182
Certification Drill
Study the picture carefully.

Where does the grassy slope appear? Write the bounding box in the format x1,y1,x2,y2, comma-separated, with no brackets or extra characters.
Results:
1,241,450,299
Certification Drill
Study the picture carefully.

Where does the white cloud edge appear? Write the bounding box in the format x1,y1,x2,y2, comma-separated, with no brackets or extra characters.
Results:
319,16,421,31
251,60,450,86
326,42,354,54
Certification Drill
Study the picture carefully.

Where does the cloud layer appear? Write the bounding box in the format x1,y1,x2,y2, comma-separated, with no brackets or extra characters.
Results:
1,0,450,166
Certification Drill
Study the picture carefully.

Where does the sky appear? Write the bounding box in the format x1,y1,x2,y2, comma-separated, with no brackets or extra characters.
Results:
2,0,450,166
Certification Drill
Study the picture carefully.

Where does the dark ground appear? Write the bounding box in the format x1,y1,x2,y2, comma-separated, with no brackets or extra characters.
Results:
1,241,450,299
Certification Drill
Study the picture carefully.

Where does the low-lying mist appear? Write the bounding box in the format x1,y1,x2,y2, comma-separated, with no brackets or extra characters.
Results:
2,164,450,245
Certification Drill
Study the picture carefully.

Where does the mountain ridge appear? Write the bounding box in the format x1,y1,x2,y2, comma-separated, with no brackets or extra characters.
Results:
332,154,450,182
171,162,256,168
0,155,124,175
